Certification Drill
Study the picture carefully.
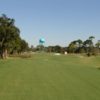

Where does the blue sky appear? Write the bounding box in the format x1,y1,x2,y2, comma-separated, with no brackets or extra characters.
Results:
0,0,100,46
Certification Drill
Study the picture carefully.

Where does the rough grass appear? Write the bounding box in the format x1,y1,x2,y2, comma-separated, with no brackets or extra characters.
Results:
0,53,100,100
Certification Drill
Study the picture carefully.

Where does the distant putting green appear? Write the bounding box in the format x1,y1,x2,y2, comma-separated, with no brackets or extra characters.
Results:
0,53,100,100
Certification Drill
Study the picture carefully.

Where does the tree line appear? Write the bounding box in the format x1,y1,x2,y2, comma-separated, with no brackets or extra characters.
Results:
33,36,100,56
0,14,100,59
67,36,100,56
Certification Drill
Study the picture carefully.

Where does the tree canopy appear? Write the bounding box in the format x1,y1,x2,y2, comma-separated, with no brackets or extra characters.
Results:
0,14,29,59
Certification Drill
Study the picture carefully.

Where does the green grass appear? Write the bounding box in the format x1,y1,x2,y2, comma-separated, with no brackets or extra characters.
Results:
0,53,100,100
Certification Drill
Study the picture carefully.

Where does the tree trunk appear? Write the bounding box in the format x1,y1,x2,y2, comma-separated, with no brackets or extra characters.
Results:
1,49,8,59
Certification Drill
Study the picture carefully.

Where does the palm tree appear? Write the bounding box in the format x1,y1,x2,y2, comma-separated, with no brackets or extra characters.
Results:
76,39,83,48
89,36,95,47
89,36,95,40
83,36,95,56
68,41,77,53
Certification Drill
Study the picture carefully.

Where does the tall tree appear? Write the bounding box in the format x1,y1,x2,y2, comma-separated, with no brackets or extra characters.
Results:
19,39,29,53
0,14,20,58
76,39,83,48
83,36,95,56
89,36,95,47
75,39,83,53
67,41,77,53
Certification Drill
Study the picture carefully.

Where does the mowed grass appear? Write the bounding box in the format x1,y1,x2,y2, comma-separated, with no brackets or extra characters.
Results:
0,53,100,100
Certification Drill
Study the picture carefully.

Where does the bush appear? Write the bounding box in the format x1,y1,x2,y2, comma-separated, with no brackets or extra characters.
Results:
87,52,92,57
86,48,99,57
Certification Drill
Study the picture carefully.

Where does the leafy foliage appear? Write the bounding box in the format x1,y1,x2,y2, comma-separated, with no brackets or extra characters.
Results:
0,14,29,59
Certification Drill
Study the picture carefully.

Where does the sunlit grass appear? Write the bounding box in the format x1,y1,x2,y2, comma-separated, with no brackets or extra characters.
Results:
0,53,100,100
